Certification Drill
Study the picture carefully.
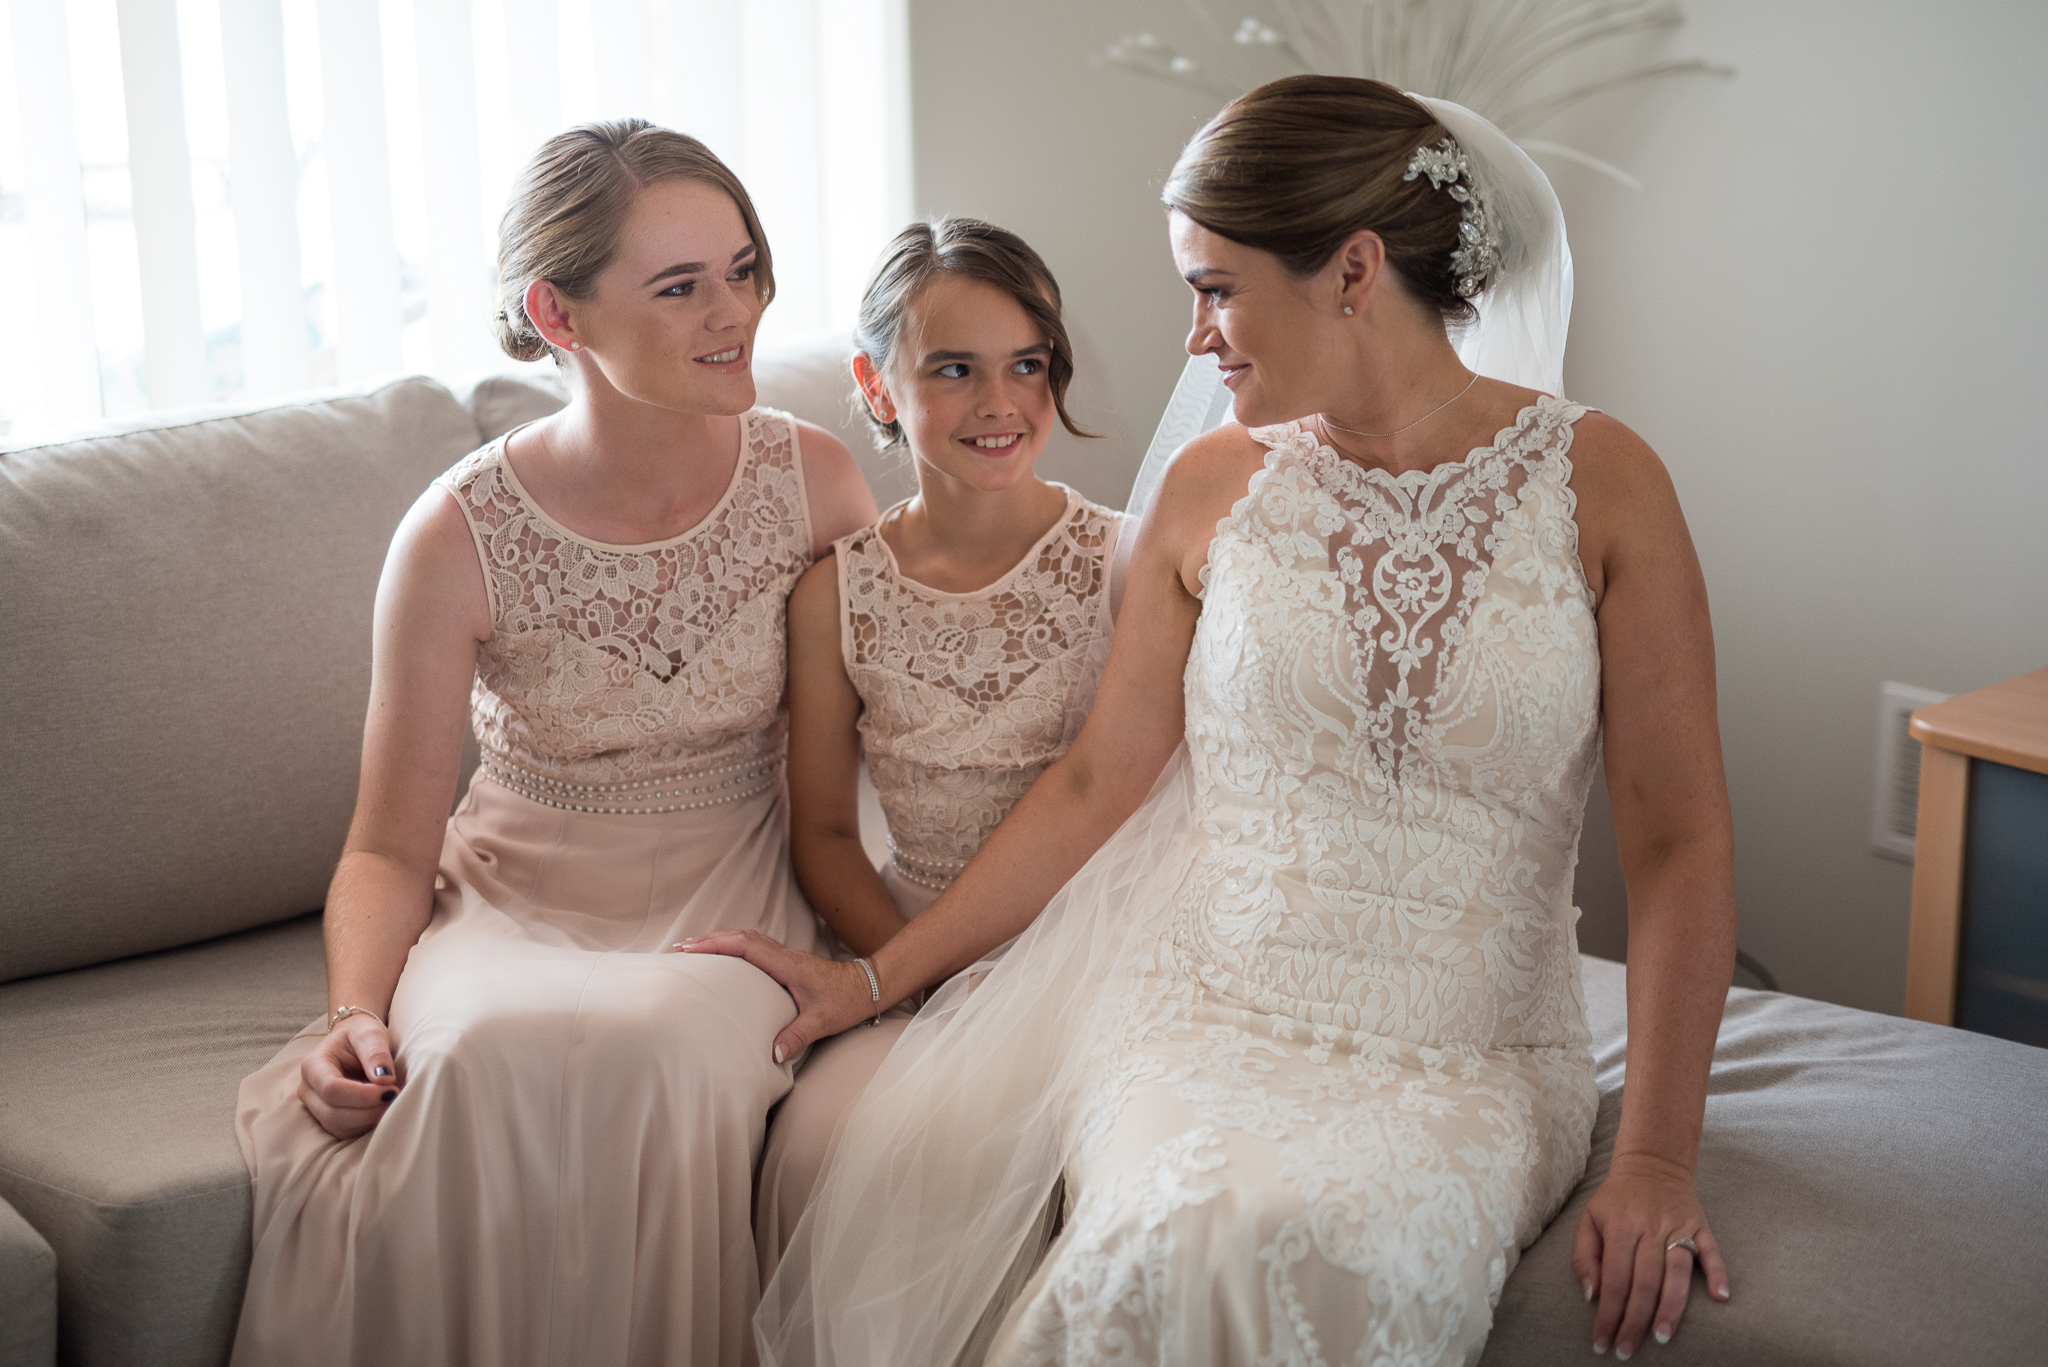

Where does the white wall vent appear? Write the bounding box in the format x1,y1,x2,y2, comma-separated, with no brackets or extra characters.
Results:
1870,681,1951,862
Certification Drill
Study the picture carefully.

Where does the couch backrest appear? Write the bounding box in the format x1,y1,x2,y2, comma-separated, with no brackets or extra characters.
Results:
753,329,917,508
0,379,482,984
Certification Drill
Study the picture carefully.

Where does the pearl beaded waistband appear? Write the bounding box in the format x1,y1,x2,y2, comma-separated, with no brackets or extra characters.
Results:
887,838,970,892
479,752,782,816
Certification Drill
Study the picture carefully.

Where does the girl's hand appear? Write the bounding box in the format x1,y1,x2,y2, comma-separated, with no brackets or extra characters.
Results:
1572,1153,1730,1358
677,931,875,1063
298,1014,400,1140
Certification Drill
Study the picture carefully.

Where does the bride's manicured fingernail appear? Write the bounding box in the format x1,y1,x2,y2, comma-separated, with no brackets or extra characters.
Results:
773,1045,785,1065
1592,1336,1609,1355
1614,1346,1632,1362
1655,1326,1672,1344
1582,1280,1594,1302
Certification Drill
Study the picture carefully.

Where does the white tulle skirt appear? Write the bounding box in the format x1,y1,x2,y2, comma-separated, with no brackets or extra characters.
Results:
757,747,1595,1367
756,750,1204,1365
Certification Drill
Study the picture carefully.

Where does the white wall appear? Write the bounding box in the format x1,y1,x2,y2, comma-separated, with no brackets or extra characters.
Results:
908,0,2048,1014
1542,0,2048,1011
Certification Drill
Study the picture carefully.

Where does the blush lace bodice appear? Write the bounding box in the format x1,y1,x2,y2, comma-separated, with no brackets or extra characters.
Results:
436,408,813,813
1177,396,1602,1049
837,487,1122,889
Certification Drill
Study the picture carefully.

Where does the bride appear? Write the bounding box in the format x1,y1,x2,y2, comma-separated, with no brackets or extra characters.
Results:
690,75,1737,1365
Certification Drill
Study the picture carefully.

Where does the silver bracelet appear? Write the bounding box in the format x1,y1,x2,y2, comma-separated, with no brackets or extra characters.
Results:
852,957,883,1027
326,1005,386,1033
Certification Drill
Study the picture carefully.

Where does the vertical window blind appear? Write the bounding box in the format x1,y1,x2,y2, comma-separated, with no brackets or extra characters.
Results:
0,0,911,439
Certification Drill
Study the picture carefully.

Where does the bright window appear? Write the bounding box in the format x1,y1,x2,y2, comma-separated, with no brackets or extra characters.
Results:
0,0,911,440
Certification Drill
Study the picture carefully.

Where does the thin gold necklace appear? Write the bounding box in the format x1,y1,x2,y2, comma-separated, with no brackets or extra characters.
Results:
1318,372,1478,439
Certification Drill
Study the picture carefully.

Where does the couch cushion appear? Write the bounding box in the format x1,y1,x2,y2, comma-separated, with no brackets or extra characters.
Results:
0,1194,56,1367
0,381,481,983
1482,956,2048,1366
0,914,326,1367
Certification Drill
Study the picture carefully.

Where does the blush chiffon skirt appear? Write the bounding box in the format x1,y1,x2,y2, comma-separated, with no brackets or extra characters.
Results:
231,773,819,1367
752,863,939,1284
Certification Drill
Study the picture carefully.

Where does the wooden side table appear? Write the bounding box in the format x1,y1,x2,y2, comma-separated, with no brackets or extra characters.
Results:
1905,667,2048,1040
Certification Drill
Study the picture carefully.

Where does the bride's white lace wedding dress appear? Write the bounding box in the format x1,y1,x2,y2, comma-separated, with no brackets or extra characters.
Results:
994,396,1603,1365
765,395,1604,1367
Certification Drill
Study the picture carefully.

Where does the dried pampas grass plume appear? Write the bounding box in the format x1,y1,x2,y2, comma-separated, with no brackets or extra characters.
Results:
1102,0,1733,190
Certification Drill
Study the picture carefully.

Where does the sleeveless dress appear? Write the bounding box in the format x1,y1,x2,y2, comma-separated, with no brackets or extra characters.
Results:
233,408,822,1367
753,486,1122,1277
756,398,1603,1367
995,398,1603,1365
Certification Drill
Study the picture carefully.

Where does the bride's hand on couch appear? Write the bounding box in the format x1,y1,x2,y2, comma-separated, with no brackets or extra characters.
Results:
1573,1151,1730,1358
298,1014,400,1140
677,931,875,1064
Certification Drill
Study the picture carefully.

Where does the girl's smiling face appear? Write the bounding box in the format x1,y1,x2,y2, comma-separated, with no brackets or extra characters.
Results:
858,274,1058,495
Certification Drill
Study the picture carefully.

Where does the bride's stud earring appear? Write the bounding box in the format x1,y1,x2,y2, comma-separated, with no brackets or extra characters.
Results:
1342,306,1354,316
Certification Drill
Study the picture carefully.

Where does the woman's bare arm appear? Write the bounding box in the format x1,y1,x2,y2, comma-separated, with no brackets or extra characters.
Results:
686,428,1266,1060
299,487,490,1139
1565,414,1738,1356
795,420,879,555
784,555,906,956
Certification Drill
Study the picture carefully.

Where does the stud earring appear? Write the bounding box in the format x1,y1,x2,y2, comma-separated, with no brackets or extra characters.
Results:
568,342,580,351
1342,306,1354,316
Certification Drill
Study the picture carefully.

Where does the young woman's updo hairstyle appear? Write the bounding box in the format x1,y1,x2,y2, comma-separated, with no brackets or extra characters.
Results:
852,217,1096,450
1163,74,1488,325
494,118,775,362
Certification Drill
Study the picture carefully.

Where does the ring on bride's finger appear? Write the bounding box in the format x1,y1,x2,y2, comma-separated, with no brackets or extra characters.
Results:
1667,1236,1700,1256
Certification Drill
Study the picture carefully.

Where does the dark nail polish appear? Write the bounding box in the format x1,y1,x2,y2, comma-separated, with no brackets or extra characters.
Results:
381,1090,397,1103
372,1066,392,1079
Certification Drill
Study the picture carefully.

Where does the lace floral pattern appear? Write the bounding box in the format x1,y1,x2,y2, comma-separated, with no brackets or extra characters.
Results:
838,487,1121,887
999,399,1602,1367
436,408,813,793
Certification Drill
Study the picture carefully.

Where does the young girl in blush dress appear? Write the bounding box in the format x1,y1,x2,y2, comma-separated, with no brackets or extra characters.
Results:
745,218,1124,1275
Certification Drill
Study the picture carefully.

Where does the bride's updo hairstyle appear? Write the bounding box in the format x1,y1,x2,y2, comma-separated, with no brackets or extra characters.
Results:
493,118,775,362
1163,74,1489,325
853,217,1096,450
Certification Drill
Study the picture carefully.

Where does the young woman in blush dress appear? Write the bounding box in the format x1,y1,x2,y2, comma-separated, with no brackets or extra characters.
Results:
745,218,1124,1279
230,121,876,1367
693,77,1739,1367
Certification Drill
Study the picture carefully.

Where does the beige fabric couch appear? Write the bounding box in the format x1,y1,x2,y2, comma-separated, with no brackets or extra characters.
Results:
2,346,2043,1367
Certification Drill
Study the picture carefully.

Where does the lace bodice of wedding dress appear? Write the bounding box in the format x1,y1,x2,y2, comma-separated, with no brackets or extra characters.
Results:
435,408,812,814
836,486,1121,891
1173,395,1602,1049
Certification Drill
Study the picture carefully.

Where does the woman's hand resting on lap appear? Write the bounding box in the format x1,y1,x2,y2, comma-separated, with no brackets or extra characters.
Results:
298,1014,401,1140
677,932,874,1064
1573,1153,1730,1358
